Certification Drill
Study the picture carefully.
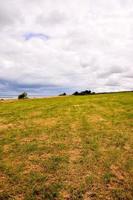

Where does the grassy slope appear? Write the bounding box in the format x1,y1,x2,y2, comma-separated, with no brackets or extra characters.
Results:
0,92,133,200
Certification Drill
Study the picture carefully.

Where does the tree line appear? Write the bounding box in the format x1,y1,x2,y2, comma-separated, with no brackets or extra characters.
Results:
18,90,95,99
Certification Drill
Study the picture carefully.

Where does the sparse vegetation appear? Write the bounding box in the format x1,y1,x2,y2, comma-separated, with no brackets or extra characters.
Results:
0,92,133,199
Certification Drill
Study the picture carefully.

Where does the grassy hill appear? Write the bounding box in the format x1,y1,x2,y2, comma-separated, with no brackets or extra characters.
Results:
0,92,133,200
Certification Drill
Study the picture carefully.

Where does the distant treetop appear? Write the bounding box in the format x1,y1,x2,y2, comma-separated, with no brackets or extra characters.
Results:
18,92,28,99
59,93,67,96
72,90,95,96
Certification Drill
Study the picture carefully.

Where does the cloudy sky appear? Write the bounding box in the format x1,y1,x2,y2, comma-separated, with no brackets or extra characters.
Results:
0,0,133,96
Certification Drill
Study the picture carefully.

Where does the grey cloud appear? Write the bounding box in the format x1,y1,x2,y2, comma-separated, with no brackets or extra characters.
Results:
0,78,71,96
105,79,120,87
98,65,126,78
124,75,133,78
0,1,23,29
37,10,67,26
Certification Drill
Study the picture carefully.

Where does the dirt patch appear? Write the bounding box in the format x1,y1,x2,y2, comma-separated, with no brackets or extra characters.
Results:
14,194,24,200
83,192,92,200
28,111,42,118
20,138,34,144
69,149,81,162
38,134,49,141
0,123,14,131
61,191,70,199
33,118,58,128
23,162,43,175
0,172,7,183
88,115,105,123
0,172,8,193
3,145,10,153
70,122,81,131
65,148,83,185
110,165,125,181
20,134,48,145
73,104,80,107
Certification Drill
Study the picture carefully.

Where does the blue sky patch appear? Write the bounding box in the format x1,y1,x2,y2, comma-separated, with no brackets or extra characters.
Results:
24,32,49,41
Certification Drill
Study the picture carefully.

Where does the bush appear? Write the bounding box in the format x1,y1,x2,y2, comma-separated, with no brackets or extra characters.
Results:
72,91,79,96
59,93,66,96
72,90,93,96
18,92,28,99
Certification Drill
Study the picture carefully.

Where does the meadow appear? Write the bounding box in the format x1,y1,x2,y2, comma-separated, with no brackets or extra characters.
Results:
0,92,133,200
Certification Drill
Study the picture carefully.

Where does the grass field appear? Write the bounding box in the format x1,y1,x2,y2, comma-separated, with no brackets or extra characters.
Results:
0,92,133,200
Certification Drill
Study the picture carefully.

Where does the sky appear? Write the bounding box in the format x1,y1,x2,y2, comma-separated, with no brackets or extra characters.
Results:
0,0,133,96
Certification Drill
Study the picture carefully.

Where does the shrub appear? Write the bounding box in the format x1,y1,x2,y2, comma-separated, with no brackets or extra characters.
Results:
59,93,66,96
72,90,93,96
72,91,79,96
18,92,28,99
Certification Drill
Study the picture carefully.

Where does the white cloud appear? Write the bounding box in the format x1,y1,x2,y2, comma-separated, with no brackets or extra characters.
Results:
0,0,133,95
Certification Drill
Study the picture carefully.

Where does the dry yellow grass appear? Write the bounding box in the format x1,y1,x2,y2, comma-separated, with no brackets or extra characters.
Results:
0,92,133,199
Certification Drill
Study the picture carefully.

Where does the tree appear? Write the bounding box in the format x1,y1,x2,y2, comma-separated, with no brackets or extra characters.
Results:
72,91,79,96
18,92,28,99
72,90,92,96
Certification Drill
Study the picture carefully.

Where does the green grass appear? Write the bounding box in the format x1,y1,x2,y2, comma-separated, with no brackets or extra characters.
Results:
0,92,133,199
